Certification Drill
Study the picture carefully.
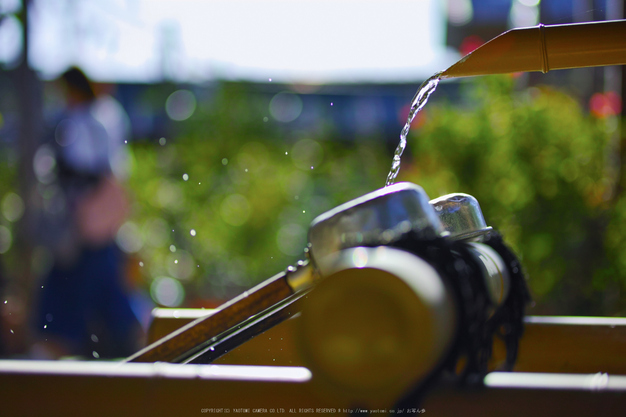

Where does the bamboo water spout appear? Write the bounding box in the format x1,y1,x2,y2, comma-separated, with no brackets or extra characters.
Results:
441,19,626,79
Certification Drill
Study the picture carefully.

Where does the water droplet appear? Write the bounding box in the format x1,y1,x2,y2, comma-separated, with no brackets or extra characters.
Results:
10,329,14,334
190,229,196,236
92,351,99,359
124,140,127,144
91,334,99,343
139,261,144,267
170,245,176,253
159,137,167,146
41,286,44,289
263,117,269,122
198,182,201,185
197,265,199,268
209,347,215,351
43,325,47,329
244,168,248,173
183,173,189,181
269,78,272,82
310,166,314,169
174,259,178,264
330,102,333,106
285,152,288,155
222,158,228,165
302,210,305,213
3,300,6,304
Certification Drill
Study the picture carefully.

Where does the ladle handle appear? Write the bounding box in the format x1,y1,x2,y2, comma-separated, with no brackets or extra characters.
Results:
126,270,296,363
441,19,626,79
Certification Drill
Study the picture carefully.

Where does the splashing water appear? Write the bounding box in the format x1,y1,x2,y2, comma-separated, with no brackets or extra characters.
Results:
385,72,442,186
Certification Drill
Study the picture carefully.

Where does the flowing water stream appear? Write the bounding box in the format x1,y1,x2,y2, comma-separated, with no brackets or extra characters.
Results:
385,72,442,186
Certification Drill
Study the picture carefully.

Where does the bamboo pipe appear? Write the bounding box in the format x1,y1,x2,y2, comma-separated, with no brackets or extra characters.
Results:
441,20,626,79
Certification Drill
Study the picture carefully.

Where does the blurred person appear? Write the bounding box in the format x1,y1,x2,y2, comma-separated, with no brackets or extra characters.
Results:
32,67,142,359
91,82,132,180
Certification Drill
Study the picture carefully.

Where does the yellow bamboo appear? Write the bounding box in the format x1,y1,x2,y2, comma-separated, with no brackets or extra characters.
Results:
441,20,626,79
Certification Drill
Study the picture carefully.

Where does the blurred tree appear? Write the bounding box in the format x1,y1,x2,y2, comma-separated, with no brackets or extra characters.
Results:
125,83,389,305
404,75,620,315
96,75,626,317
3,0,43,355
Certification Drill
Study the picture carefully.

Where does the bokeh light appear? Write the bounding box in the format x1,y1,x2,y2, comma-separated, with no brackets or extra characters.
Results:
270,91,303,123
291,138,323,171
447,0,473,26
33,145,57,184
1,192,24,222
509,0,539,28
276,223,307,256
167,249,195,280
115,221,144,253
236,142,269,174
0,15,22,67
165,89,197,121
150,276,185,307
0,225,12,254
220,194,252,227
589,92,622,119
142,217,170,248
156,179,184,210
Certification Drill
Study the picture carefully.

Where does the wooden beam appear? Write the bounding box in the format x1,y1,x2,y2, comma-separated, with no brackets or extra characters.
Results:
1,361,625,416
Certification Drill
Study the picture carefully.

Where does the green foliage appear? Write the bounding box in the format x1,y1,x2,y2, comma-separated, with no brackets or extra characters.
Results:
126,83,389,302
125,76,623,314
2,75,621,314
403,75,616,312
